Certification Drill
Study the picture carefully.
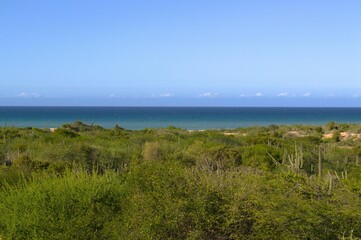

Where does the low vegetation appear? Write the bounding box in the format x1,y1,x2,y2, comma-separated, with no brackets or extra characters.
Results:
0,121,360,239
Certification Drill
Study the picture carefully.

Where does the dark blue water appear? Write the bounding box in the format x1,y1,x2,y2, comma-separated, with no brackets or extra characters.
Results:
0,107,361,130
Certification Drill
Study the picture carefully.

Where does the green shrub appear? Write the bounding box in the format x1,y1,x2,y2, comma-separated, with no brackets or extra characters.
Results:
0,170,124,240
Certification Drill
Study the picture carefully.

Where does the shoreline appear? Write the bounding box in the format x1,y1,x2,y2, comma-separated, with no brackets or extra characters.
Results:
7,122,361,142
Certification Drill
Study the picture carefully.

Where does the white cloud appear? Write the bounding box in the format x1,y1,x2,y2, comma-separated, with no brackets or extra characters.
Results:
16,92,41,98
239,92,264,97
198,92,218,98
159,93,175,97
149,93,175,98
277,92,289,97
302,93,311,97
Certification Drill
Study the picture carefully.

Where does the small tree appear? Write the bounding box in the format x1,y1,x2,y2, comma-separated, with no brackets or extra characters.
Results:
332,130,341,142
326,121,338,131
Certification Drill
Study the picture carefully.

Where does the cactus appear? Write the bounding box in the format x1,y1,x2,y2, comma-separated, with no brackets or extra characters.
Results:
318,146,322,178
328,173,333,195
287,145,304,172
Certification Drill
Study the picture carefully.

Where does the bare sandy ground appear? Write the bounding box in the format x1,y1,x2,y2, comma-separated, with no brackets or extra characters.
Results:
223,130,361,141
323,132,361,140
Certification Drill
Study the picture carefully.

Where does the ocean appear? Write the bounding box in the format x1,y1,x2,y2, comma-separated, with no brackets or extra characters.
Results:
1,107,361,130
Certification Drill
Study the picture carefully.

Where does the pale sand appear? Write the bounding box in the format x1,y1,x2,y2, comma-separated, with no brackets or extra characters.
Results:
323,132,361,140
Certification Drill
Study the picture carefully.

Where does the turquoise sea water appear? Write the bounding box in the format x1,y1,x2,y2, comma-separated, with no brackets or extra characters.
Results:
1,107,361,130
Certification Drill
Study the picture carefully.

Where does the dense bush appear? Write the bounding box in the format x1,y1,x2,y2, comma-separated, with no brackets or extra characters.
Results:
0,123,360,239
0,170,124,239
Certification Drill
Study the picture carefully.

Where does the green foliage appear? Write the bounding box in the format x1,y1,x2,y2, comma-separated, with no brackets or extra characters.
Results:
0,170,124,239
0,122,360,239
333,130,341,142
315,126,323,133
62,121,104,132
54,128,79,138
241,144,281,170
326,121,338,131
142,141,161,161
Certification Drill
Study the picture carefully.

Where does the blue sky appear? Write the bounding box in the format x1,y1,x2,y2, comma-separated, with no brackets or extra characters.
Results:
1,0,361,106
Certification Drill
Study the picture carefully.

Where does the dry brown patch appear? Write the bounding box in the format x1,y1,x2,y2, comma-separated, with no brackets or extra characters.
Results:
323,133,333,139
224,132,239,136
